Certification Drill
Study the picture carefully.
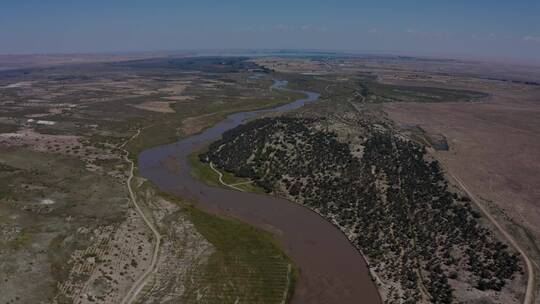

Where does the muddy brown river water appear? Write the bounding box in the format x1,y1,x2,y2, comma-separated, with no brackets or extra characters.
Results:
138,81,381,304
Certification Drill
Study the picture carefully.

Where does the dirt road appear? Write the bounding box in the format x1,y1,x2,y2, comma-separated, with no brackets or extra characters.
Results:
439,161,535,304
120,129,162,304
209,162,246,192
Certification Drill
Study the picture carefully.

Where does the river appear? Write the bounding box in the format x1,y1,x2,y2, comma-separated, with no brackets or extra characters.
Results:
138,80,381,304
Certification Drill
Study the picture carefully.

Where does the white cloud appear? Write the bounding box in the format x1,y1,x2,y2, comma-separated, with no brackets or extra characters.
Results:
240,24,329,33
298,25,328,32
235,24,329,33
523,35,540,42
404,28,445,39
273,24,290,31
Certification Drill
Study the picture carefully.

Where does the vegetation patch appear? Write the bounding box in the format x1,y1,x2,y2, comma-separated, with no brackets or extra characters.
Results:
284,73,487,104
188,149,265,193
201,116,522,304
363,82,487,103
0,122,18,133
182,205,296,304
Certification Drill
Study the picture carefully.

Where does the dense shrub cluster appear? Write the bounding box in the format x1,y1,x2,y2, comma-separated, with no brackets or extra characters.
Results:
202,117,521,303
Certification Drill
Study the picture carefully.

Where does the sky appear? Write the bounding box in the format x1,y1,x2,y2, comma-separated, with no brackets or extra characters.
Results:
1,0,540,61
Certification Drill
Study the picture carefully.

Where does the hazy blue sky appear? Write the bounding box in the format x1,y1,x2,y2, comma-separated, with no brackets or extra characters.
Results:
1,0,539,60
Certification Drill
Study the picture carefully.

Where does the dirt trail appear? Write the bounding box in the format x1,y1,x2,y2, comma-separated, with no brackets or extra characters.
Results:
119,129,162,304
363,99,534,303
436,156,535,304
209,162,245,192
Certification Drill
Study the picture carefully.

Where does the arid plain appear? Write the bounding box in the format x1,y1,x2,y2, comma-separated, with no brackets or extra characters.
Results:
1,54,539,304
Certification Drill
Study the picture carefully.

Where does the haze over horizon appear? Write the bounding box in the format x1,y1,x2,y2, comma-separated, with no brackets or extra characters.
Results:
1,0,540,61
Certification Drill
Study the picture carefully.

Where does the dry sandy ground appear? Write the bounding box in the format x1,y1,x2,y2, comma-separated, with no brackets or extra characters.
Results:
0,128,120,173
131,82,194,113
49,165,211,303
54,209,154,304
0,128,81,152
135,189,214,303
383,81,540,280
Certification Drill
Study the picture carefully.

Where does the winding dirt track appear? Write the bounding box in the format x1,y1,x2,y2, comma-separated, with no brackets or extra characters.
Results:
209,162,245,192
362,98,535,303
120,129,162,304
438,160,535,304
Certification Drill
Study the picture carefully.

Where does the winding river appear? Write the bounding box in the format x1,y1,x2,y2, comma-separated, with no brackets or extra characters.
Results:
138,80,381,304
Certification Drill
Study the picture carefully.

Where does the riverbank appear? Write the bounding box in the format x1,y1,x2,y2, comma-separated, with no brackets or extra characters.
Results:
138,80,381,304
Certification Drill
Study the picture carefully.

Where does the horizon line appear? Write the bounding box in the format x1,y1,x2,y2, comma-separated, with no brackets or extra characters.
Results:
1,48,540,68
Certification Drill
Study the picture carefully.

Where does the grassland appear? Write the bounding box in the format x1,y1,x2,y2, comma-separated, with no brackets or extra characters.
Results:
364,82,487,103
188,149,266,193
280,71,487,105
129,181,294,304
0,149,128,303
125,91,305,157
181,204,296,304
